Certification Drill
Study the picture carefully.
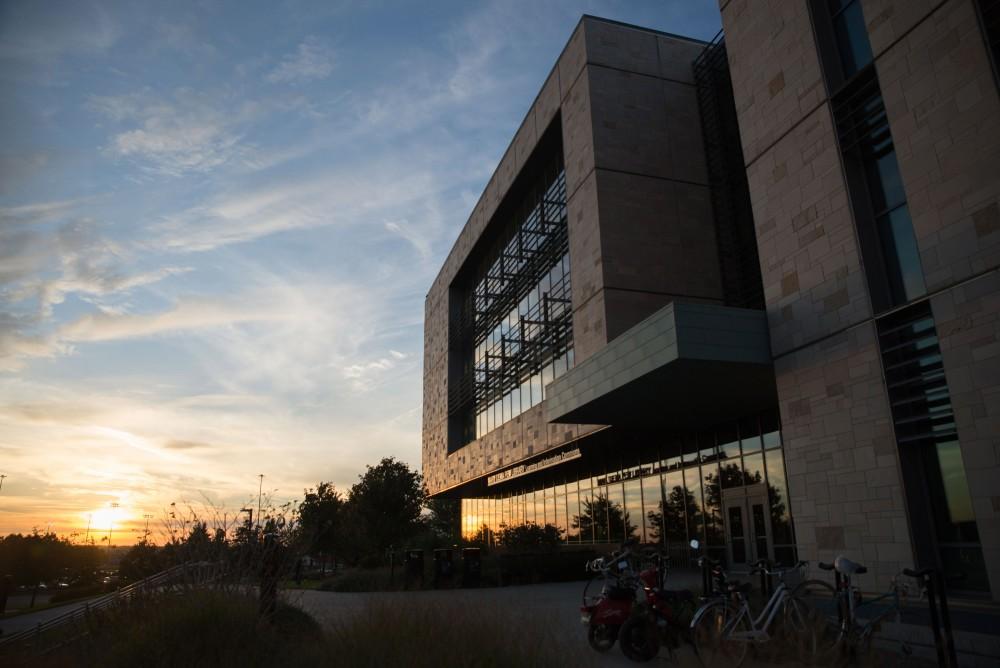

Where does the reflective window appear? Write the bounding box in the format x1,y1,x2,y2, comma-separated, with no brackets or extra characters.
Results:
642,474,663,546
567,484,580,543
829,0,873,77
624,478,643,542
739,416,762,453
459,413,793,561
662,469,687,549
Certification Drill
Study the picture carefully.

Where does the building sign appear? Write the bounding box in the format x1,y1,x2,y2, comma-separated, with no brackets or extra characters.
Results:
487,446,582,486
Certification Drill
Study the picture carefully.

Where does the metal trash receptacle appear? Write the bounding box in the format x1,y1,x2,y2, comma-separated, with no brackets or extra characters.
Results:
461,548,481,588
404,549,424,587
433,548,454,588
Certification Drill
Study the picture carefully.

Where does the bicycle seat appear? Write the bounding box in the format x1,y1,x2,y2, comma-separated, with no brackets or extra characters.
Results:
834,556,868,575
819,562,835,571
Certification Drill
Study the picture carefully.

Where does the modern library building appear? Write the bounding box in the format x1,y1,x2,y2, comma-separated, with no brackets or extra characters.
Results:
422,1,1000,600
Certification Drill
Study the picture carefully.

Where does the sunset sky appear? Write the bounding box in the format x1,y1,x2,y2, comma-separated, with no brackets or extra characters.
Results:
0,0,721,543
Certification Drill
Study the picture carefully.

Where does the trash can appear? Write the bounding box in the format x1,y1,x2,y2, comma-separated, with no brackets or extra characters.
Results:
433,548,454,588
404,549,424,588
461,548,481,588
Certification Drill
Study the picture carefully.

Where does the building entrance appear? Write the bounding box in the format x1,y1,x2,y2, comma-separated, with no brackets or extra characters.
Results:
722,483,771,566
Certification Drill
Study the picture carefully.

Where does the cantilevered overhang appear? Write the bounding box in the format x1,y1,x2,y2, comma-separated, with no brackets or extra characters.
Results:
546,303,776,429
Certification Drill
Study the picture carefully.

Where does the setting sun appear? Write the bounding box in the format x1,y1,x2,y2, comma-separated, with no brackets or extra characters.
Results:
87,506,127,534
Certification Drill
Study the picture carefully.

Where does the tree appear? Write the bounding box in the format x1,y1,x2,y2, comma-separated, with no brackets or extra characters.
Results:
298,482,345,572
424,497,460,544
571,493,637,543
348,457,426,555
118,540,163,583
496,522,562,549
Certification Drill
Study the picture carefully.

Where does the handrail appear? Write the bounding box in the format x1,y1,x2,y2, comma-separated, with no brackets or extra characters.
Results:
0,561,219,652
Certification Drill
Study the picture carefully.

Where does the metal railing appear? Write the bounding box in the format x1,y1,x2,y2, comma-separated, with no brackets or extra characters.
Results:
0,561,221,655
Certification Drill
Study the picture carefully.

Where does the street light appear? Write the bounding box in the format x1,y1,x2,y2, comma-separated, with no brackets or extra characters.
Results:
143,514,154,542
107,502,120,549
0,473,7,494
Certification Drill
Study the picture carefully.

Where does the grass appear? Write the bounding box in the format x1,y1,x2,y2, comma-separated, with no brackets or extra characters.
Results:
10,588,597,668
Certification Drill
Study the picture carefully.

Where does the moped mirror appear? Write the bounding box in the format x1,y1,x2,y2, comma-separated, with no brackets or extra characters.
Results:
689,539,700,550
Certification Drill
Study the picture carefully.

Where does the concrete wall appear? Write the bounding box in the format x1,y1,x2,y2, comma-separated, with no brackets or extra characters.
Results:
422,17,716,496
725,0,1000,597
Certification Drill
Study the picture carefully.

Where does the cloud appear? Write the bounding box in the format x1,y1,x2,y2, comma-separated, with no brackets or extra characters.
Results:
266,37,335,84
151,158,437,253
58,297,293,343
88,90,248,176
163,439,212,450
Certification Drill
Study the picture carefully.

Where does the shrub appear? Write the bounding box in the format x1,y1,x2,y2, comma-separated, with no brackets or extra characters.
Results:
29,591,325,668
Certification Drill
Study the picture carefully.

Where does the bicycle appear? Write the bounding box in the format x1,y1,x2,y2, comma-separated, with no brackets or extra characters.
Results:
791,556,921,666
689,556,814,667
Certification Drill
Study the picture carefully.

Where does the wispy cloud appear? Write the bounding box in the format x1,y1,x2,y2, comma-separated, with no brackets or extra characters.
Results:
266,36,335,84
58,297,293,343
88,89,249,176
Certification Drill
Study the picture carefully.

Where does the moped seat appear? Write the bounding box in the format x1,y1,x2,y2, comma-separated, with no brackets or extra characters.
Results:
834,556,868,575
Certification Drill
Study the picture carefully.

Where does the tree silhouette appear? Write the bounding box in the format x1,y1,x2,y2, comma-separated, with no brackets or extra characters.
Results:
647,484,702,546
571,492,636,542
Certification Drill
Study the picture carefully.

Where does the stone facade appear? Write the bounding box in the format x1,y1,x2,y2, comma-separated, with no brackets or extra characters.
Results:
422,18,714,497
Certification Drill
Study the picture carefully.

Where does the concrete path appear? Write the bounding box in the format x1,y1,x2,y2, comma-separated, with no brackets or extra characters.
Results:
0,596,102,638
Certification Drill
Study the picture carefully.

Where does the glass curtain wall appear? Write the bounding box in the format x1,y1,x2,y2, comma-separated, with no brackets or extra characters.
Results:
461,412,795,566
452,152,574,448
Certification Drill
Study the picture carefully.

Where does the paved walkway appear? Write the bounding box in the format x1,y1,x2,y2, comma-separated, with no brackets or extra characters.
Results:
0,596,102,638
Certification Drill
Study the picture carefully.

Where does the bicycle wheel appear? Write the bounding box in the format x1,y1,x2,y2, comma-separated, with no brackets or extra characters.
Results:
691,601,750,668
791,579,844,662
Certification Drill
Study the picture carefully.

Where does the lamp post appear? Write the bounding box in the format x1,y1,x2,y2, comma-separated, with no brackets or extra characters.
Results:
0,473,6,494
143,513,154,542
107,502,119,549
85,513,92,545
256,474,264,529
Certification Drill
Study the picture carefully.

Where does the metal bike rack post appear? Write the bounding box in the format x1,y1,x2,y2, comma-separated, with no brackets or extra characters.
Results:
933,571,958,668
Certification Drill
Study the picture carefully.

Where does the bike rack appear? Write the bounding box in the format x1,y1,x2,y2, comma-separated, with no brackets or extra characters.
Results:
903,568,958,668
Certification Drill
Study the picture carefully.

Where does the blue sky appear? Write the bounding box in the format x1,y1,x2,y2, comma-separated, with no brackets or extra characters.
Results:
0,0,721,539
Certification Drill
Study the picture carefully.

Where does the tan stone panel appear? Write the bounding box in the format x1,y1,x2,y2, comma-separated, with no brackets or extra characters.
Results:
561,65,595,198
536,67,561,132
875,0,1000,293
775,322,909,590
496,144,517,201
656,34,703,84
559,21,588,100
513,109,538,175
572,288,608,365
586,65,670,181
567,168,602,307
747,104,871,356
584,18,660,78
595,171,721,302
721,0,825,165
862,0,940,57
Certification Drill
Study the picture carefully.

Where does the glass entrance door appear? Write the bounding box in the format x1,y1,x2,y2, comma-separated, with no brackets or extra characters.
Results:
723,484,772,566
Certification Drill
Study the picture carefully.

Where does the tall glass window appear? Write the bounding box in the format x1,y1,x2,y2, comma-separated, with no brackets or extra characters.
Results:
828,0,873,78
459,413,794,564
449,146,573,450
642,474,663,547
624,478,643,542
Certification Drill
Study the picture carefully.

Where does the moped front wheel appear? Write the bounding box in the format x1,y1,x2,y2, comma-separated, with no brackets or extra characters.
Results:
691,601,749,668
588,623,619,652
619,614,659,662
